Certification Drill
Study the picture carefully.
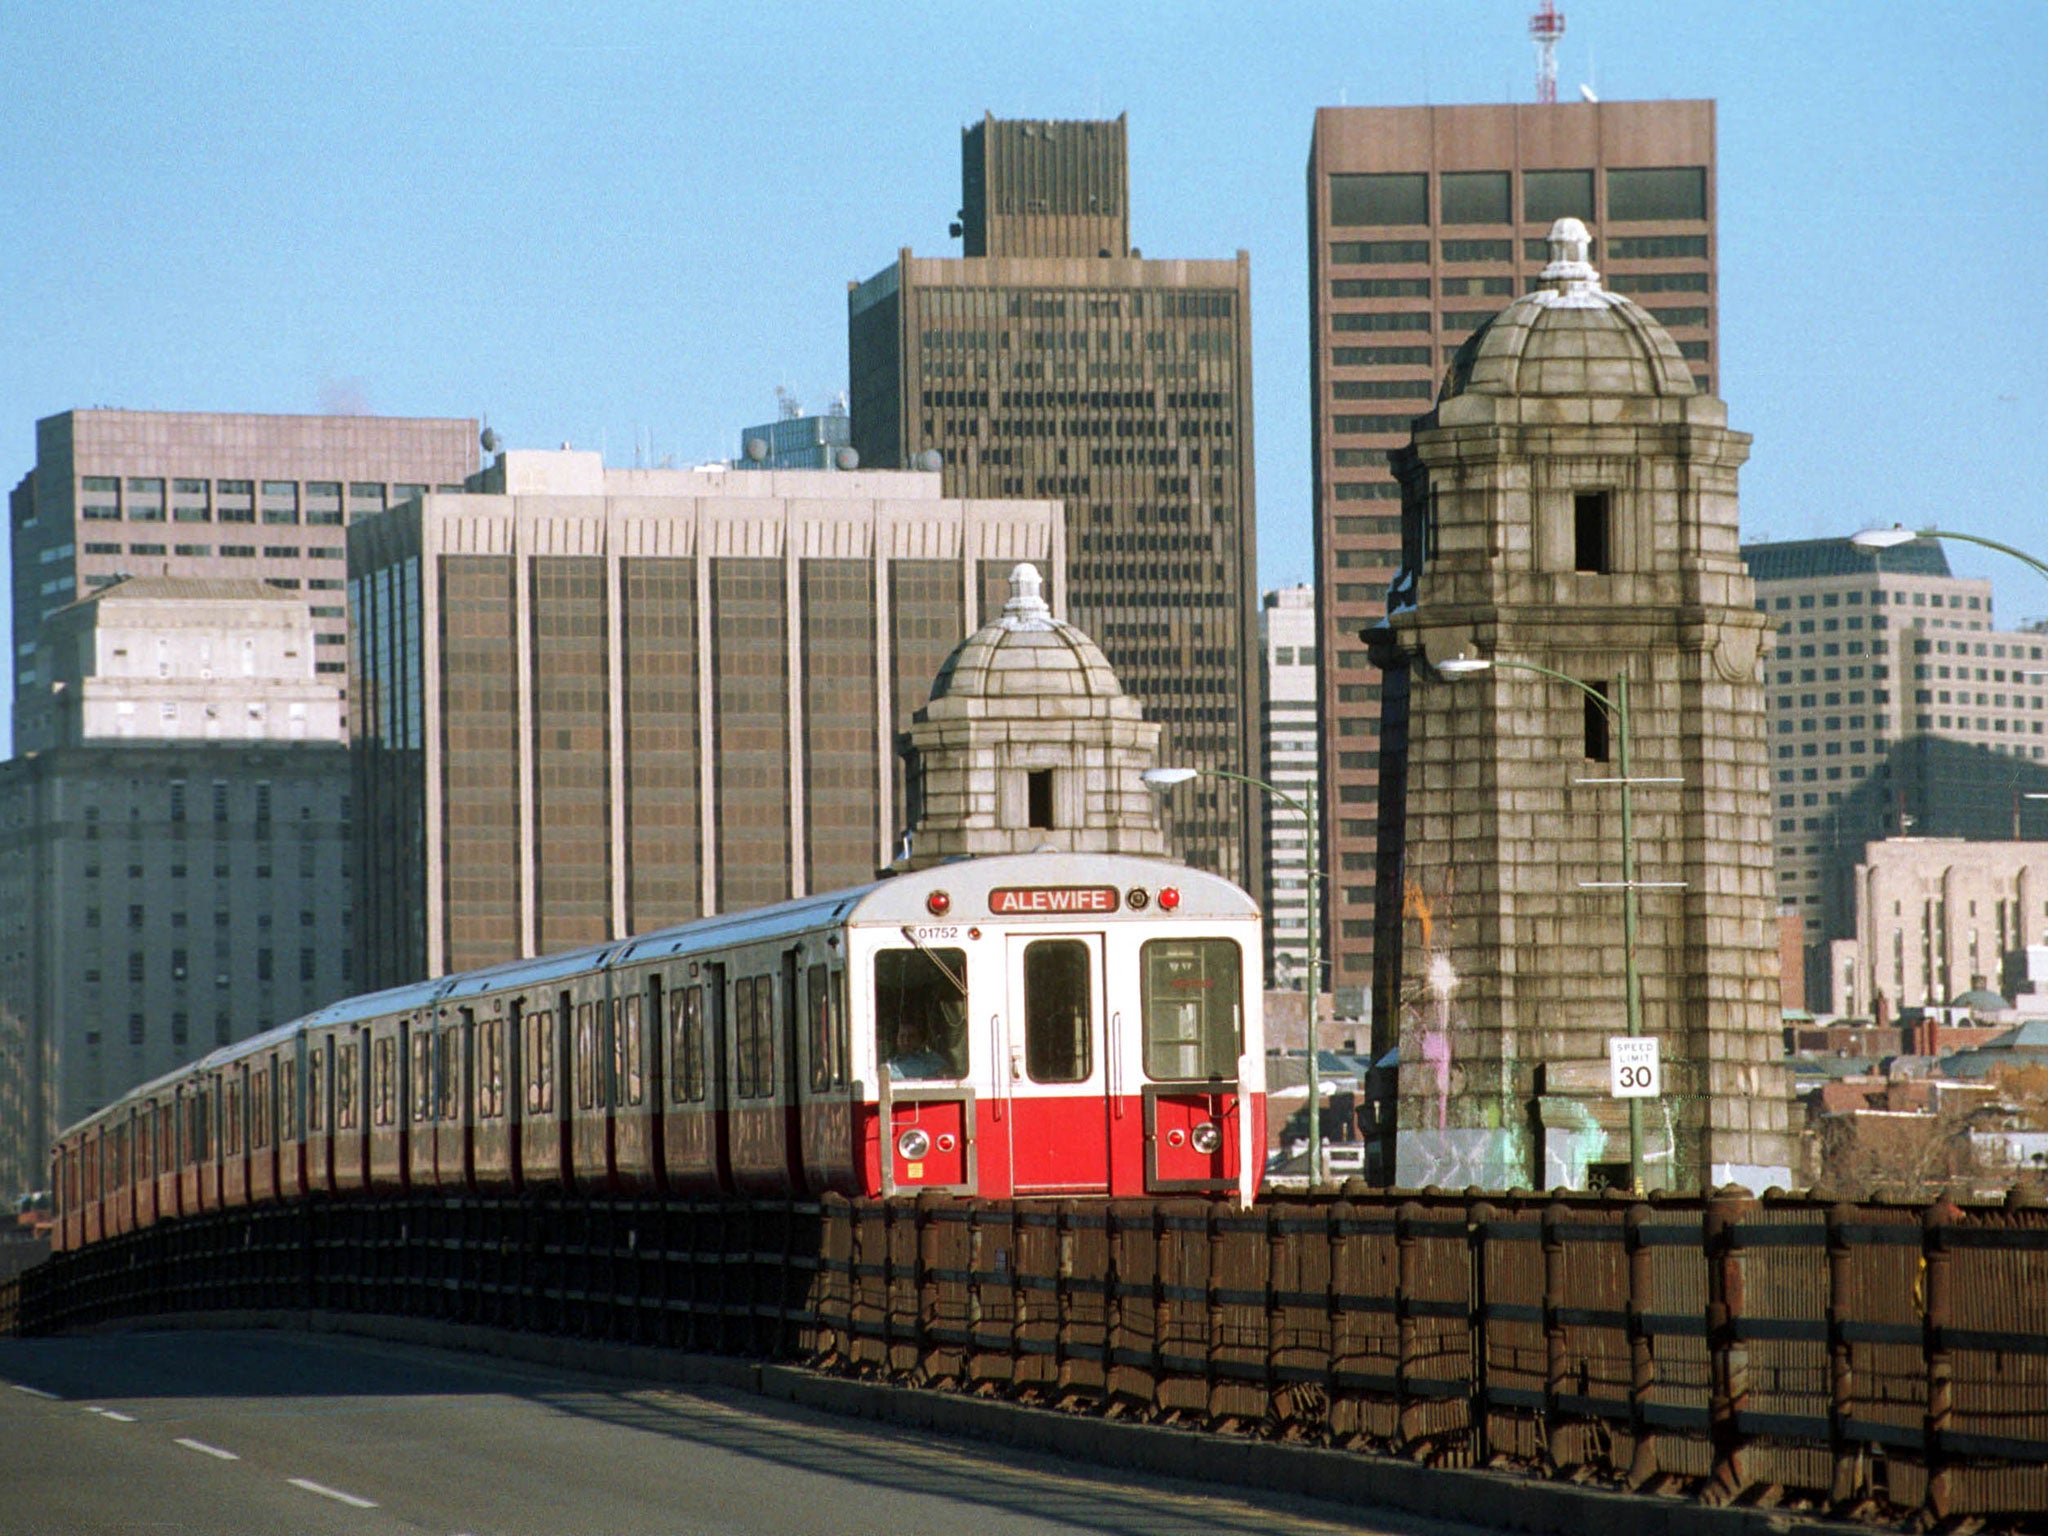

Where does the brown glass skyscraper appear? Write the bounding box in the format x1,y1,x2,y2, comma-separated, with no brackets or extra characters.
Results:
1309,101,1718,989
849,115,1261,888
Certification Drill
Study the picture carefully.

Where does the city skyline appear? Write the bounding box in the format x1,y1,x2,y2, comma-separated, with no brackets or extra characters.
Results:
5,3,2046,755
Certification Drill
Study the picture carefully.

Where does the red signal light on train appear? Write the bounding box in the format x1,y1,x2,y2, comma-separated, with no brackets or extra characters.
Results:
926,890,951,916
1158,887,1180,911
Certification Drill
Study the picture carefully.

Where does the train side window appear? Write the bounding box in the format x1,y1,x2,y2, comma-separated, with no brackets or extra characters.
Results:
336,1043,356,1130
411,1030,434,1124
1023,940,1092,1084
875,948,968,1081
576,1002,596,1110
670,986,705,1104
436,1023,459,1121
372,1037,394,1128
734,976,773,1099
308,1048,326,1133
225,1080,244,1156
807,964,827,1092
1141,938,1244,1081
526,1004,554,1115
281,1059,297,1142
478,1014,504,1120
250,1069,269,1150
618,994,644,1106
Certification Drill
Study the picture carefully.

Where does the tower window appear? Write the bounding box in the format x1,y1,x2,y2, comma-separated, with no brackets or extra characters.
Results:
1574,492,1611,574
1027,770,1056,830
1584,682,1612,763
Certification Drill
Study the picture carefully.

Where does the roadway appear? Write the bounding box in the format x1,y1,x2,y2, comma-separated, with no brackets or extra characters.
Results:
0,1328,1485,1536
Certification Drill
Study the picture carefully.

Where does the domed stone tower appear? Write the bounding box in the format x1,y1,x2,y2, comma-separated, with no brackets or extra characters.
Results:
1370,218,1791,1192
899,564,1166,866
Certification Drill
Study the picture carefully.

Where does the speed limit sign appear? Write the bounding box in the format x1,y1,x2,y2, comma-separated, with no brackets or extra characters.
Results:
1609,1036,1661,1099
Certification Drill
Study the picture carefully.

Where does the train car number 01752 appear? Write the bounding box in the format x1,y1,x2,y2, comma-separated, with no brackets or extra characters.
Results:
909,925,960,943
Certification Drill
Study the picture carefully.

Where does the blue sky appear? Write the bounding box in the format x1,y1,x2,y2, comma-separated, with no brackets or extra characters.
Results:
5,0,2046,700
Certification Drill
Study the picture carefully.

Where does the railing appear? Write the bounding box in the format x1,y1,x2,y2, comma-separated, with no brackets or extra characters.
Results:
7,1187,2048,1525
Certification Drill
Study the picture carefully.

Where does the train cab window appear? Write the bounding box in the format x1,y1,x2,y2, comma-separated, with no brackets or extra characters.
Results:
576,1002,599,1110
1023,940,1092,1084
411,1030,434,1123
526,1004,555,1115
1141,939,1243,1081
478,1014,505,1120
807,963,848,1092
734,976,777,1098
668,986,707,1104
616,995,644,1106
876,948,968,1081
372,1037,395,1127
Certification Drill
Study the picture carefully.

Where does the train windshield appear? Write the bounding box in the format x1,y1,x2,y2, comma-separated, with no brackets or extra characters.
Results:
1141,938,1243,1080
875,947,968,1080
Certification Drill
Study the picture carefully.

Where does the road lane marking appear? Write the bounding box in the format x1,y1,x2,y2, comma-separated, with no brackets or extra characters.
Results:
82,1406,135,1422
175,1437,239,1461
288,1477,378,1509
8,1383,57,1399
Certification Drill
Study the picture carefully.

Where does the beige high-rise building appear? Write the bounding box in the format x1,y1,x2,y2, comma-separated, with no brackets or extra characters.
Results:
1739,537,2048,1002
1309,101,1718,992
848,116,1261,891
348,449,1064,989
9,409,476,745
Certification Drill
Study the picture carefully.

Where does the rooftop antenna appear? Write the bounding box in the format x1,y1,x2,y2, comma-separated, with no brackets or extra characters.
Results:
1530,2,1565,104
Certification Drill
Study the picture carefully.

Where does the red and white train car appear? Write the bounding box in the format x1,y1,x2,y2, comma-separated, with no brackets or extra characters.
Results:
49,852,1265,1250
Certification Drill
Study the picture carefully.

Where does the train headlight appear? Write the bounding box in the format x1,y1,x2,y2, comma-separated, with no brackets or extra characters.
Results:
896,1127,932,1161
1125,887,1150,910
1189,1121,1222,1155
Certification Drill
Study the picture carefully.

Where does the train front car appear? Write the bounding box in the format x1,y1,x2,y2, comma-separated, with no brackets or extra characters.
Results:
847,853,1264,1203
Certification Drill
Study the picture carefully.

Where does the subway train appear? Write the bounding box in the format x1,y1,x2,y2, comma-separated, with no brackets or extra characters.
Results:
51,853,1266,1251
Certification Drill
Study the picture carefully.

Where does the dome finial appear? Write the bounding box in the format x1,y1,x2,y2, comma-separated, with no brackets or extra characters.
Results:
1001,562,1053,630
1540,217,1601,299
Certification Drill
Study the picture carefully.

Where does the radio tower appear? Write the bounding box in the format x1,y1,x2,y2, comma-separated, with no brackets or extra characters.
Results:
1530,2,1565,104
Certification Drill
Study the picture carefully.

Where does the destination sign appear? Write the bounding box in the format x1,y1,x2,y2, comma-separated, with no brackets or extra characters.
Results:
987,885,1121,916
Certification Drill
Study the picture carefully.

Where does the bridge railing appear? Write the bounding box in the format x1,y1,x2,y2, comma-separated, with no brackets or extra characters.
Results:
7,1187,2048,1524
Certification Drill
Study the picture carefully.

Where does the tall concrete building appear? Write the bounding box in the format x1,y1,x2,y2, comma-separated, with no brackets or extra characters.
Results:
0,580,350,1196
9,410,476,745
348,449,1063,989
848,114,1261,889
1740,537,2048,1001
1370,219,1788,1192
1259,587,1321,989
1309,101,1718,990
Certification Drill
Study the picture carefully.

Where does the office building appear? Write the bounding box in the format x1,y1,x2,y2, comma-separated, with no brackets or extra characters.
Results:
1741,537,2048,1001
1259,587,1321,989
0,580,350,1195
348,449,1063,989
9,409,476,744
1309,101,1718,988
1826,838,2048,1019
848,114,1261,889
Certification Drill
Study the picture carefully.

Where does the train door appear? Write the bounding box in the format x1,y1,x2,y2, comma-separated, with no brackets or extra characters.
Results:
1004,932,1112,1193
612,974,657,1192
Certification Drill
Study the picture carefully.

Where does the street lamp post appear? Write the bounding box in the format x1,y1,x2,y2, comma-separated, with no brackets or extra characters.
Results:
1436,656,1685,1195
1143,765,1324,1184
1850,524,2048,586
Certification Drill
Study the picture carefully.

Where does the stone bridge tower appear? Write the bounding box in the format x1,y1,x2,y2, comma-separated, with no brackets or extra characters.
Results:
899,564,1166,867
1370,219,1791,1192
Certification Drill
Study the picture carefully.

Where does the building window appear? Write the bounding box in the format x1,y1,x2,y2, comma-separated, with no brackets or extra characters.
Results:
1607,166,1708,222
1524,169,1594,223
1585,683,1613,763
1574,491,1612,573
1440,170,1510,225
1330,172,1428,226
1025,769,1057,830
